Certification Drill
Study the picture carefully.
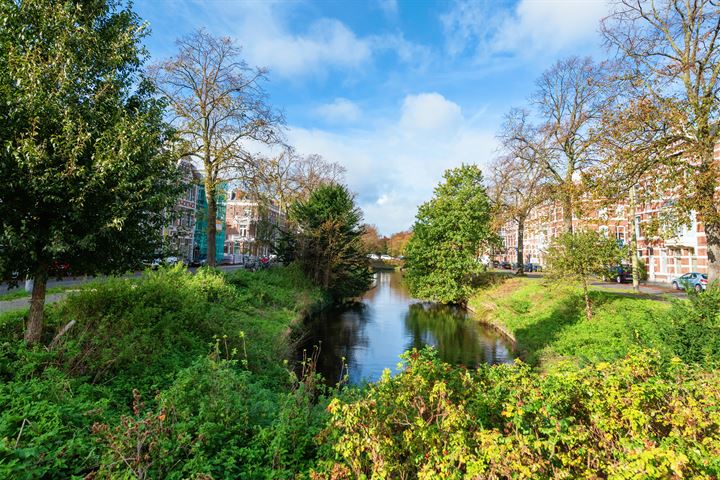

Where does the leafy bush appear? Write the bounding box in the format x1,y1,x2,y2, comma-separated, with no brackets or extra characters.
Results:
0,266,326,478
545,230,626,319
662,285,720,367
0,367,107,479
315,348,720,479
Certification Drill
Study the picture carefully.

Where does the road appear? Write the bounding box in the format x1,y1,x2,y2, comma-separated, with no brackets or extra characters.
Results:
0,264,247,312
491,269,688,300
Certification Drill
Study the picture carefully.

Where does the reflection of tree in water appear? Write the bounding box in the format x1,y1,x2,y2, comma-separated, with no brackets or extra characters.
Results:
404,303,509,367
363,270,412,303
297,301,371,385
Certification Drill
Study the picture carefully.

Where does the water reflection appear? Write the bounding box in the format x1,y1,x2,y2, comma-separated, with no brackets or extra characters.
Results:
404,303,512,366
297,271,513,385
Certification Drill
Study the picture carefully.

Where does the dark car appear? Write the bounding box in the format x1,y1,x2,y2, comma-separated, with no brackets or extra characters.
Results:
609,265,633,283
524,262,542,272
500,261,512,270
49,261,71,278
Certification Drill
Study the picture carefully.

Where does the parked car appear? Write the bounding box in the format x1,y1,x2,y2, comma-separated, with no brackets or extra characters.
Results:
149,256,183,270
49,261,71,278
380,254,393,261
500,261,512,270
671,272,708,292
523,262,542,272
609,265,634,283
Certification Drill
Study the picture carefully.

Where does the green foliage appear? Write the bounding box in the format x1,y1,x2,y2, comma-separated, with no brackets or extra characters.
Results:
546,230,627,318
290,184,372,300
316,347,720,479
405,165,495,304
662,285,720,367
0,266,327,478
0,0,184,343
468,277,674,367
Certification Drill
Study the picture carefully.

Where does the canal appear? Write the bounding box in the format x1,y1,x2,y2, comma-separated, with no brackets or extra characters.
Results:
297,270,514,385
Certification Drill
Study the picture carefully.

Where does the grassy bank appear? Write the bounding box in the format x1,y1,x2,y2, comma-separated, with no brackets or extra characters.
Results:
313,278,720,478
468,276,719,368
0,265,330,479
2,267,718,478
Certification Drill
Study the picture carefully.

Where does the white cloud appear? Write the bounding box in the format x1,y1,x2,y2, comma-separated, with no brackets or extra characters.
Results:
142,1,433,78
441,0,609,59
400,93,463,131
316,98,362,124
287,92,497,235
242,16,372,77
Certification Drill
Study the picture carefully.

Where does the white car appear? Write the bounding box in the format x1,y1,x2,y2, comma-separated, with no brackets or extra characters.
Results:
380,254,393,261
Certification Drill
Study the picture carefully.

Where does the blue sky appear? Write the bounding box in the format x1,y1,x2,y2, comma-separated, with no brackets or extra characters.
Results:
136,0,609,235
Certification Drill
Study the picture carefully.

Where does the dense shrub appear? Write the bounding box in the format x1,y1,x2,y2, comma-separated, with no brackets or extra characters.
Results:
315,348,720,479
0,266,327,479
663,285,720,367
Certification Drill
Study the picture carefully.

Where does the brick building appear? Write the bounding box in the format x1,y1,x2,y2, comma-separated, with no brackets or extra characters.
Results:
494,147,716,283
224,189,286,259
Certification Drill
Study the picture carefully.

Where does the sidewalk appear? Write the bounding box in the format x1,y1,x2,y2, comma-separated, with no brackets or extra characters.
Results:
0,292,68,313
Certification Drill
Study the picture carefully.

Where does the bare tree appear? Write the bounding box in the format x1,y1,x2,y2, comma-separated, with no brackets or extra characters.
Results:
489,148,548,275
590,96,670,292
602,0,720,281
516,57,612,233
242,148,346,211
150,29,283,266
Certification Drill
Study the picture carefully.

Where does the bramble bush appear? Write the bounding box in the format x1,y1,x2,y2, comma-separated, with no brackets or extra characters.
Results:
314,348,720,479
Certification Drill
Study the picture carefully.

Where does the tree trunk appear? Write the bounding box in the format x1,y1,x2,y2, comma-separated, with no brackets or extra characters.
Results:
516,216,525,276
206,181,217,267
707,221,720,284
629,185,640,293
562,194,573,234
24,266,48,344
581,278,593,320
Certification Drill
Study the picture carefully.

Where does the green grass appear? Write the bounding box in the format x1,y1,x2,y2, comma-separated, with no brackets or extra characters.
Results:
468,277,673,367
0,284,78,301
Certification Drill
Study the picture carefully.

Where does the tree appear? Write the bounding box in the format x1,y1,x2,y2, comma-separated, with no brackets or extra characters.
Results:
502,58,610,233
489,150,548,275
387,230,413,258
240,148,347,260
361,225,387,254
0,0,183,344
291,184,372,300
150,29,283,266
545,231,627,319
405,165,495,305
601,0,720,282
242,148,346,212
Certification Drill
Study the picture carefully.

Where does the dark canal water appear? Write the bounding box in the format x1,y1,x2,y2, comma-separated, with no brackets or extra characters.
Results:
297,271,514,385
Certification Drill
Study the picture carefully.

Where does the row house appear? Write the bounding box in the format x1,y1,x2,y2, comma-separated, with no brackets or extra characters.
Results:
162,159,200,262
495,188,709,285
224,189,286,260
162,159,226,265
